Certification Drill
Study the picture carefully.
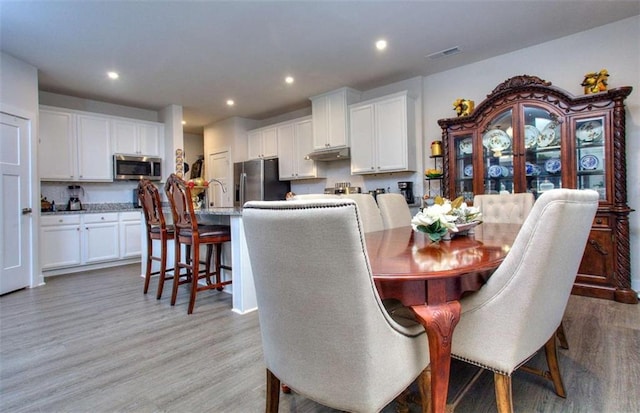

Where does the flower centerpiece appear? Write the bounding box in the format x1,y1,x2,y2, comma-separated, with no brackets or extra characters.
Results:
411,196,482,242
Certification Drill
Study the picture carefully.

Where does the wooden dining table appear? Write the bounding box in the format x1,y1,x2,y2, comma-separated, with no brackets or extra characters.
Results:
365,222,522,413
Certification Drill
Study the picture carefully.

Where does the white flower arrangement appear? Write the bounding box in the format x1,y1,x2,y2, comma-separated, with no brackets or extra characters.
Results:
412,196,482,242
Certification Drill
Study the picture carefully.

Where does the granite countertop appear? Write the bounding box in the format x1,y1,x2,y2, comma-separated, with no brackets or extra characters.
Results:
42,203,243,216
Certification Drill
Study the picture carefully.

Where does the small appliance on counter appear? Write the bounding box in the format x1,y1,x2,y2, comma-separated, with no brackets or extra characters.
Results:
325,182,362,195
398,181,415,204
67,185,84,211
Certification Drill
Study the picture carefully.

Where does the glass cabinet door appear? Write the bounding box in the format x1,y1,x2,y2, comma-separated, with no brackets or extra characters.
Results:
523,105,562,199
453,133,474,203
482,109,513,195
575,115,606,200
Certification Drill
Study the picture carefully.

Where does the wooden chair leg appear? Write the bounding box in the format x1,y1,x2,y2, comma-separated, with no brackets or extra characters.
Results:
188,242,200,314
266,369,280,413
494,373,513,413
156,239,168,299
556,321,569,350
171,240,181,306
417,365,432,413
205,244,213,285
544,334,567,398
143,237,153,294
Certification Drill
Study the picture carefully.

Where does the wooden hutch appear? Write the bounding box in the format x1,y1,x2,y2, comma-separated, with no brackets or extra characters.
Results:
438,75,636,303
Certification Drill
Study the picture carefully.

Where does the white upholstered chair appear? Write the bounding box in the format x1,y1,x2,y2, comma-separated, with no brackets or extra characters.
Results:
473,193,534,224
376,193,413,229
451,189,599,413
242,199,431,413
342,193,384,233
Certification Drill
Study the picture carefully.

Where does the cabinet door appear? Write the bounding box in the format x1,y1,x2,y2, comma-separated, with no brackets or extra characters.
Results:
350,104,375,173
77,115,112,181
312,96,330,150
450,132,475,203
39,109,75,180
262,127,278,158
120,218,142,258
327,92,348,148
481,108,514,195
112,120,138,154
40,224,82,269
294,119,317,179
84,221,119,263
138,123,162,156
574,114,608,201
375,96,407,172
277,123,296,179
247,130,263,160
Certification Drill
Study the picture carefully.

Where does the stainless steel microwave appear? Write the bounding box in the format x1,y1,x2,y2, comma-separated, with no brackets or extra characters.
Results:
113,154,162,181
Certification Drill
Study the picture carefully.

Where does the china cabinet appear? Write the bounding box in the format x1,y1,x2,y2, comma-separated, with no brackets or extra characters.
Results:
438,75,635,303
350,91,416,175
247,125,278,160
310,87,360,150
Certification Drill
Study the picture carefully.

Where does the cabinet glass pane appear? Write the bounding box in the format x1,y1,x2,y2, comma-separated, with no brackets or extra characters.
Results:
523,106,562,199
482,109,513,195
575,116,606,200
453,133,473,203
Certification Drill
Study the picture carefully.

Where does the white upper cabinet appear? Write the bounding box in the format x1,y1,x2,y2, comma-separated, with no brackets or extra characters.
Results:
310,87,360,150
112,119,163,157
277,117,324,180
350,91,416,175
247,126,278,159
39,107,113,182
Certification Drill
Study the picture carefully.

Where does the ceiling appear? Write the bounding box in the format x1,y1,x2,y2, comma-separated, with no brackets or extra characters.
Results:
2,1,638,134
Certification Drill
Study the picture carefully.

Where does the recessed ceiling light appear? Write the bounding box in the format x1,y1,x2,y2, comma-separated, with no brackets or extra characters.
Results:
285,76,294,84
181,120,186,125
107,71,119,79
375,39,387,51
226,99,235,106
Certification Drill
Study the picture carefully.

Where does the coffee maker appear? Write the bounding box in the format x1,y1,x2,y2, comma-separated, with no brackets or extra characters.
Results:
397,181,414,204
67,185,84,211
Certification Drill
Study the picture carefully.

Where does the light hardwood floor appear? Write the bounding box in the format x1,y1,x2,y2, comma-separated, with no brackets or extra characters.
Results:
1,264,639,412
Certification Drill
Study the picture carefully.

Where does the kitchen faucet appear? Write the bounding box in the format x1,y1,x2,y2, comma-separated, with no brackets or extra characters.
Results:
208,178,227,193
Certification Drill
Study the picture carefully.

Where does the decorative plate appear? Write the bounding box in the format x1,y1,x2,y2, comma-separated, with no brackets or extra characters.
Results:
540,122,559,147
576,120,603,142
488,165,503,178
525,162,538,176
459,138,473,154
580,154,599,170
524,125,540,149
545,158,561,173
482,129,511,152
463,164,473,177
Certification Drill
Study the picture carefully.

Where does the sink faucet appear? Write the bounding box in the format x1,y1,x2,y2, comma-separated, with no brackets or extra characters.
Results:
208,178,227,193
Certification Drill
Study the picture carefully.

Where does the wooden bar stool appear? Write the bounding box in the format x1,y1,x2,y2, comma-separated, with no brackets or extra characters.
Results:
164,174,232,314
137,179,175,299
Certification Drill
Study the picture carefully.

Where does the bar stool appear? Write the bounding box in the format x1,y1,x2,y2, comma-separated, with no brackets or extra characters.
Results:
164,174,232,314
137,179,174,299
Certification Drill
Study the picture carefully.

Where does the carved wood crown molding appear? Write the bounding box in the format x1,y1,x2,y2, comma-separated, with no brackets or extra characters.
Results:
489,74,552,96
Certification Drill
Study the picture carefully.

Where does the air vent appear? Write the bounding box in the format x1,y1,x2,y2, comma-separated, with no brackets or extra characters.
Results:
427,46,461,59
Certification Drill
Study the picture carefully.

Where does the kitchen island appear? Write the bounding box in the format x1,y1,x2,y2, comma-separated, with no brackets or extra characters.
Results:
143,207,257,314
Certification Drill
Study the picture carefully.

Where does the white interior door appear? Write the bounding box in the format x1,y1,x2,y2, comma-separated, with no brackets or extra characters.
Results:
1,113,32,294
207,150,232,207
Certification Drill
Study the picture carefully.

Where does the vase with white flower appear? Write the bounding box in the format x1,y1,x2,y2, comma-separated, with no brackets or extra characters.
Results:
411,196,482,242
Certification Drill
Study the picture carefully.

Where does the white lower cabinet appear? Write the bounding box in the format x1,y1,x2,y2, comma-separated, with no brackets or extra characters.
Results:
41,211,141,273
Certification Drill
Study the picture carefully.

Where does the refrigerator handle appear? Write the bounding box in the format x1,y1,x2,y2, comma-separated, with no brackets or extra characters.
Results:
239,172,246,206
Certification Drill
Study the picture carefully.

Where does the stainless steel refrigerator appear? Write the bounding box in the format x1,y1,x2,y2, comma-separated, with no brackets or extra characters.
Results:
233,158,290,207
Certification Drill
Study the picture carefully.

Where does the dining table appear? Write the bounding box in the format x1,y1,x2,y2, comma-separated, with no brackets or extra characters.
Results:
365,222,522,413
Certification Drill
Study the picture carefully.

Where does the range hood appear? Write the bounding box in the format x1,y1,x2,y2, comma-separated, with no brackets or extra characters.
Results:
305,147,350,161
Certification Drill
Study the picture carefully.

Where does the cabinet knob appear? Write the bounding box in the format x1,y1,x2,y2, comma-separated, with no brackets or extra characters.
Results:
596,218,603,224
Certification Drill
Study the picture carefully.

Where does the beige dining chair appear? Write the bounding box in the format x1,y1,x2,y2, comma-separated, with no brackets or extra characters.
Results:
450,189,599,413
242,198,431,413
472,193,534,224
342,193,384,233
376,193,412,229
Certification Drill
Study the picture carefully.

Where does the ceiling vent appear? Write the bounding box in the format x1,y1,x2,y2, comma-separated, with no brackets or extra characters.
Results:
427,46,461,59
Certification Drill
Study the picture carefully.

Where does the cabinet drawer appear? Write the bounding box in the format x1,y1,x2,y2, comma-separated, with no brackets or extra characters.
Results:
120,211,142,221
83,213,119,224
592,216,610,227
41,215,81,226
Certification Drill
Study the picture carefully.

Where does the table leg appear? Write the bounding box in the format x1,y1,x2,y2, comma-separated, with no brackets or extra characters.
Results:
411,301,461,413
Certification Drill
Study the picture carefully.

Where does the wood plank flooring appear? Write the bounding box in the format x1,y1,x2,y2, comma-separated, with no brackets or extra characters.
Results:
1,264,639,412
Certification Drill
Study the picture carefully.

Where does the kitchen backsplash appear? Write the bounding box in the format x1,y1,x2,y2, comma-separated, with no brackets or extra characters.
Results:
40,181,152,206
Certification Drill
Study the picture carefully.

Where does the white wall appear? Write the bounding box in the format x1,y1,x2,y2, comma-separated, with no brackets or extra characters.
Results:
422,16,640,292
39,91,159,122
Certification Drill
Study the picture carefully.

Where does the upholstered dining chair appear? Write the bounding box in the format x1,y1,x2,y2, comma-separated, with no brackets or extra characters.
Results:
450,189,599,413
342,193,384,233
376,193,413,229
137,179,174,299
243,199,431,413
164,174,232,314
472,192,569,349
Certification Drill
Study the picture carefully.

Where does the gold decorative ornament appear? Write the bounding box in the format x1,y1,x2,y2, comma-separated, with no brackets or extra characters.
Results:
581,69,609,94
453,98,474,117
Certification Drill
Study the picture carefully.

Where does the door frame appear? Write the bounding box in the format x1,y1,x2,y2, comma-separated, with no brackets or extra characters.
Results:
206,147,233,207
